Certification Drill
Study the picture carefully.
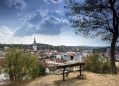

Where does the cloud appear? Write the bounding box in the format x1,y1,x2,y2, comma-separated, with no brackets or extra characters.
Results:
14,24,36,36
47,10,64,18
5,0,27,10
25,15,31,18
61,18,69,23
19,15,32,22
43,0,62,4
39,15,68,35
0,26,13,40
50,0,62,3
15,10,69,37
15,15,68,36
29,10,43,25
17,13,23,16
43,0,50,4
19,19,26,22
39,15,67,35
46,10,69,20
21,10,66,24
33,10,49,17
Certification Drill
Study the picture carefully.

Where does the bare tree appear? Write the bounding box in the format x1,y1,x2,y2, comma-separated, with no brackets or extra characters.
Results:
64,0,119,74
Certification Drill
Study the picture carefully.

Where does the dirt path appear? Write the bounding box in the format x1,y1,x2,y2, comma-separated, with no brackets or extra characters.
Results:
25,71,119,86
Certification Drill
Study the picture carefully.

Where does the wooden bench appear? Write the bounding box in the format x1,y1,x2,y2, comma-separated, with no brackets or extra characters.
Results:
55,68,83,75
56,62,85,81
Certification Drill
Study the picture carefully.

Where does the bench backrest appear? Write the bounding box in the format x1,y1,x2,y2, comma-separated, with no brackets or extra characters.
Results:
57,62,85,69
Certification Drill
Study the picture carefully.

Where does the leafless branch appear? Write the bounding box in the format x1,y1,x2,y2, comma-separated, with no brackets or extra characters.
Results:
102,12,114,34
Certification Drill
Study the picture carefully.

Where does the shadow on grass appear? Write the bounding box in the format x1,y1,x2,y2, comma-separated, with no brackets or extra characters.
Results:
53,74,87,86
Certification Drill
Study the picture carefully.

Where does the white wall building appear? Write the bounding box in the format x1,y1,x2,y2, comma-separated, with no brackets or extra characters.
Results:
50,50,57,53
55,54,62,59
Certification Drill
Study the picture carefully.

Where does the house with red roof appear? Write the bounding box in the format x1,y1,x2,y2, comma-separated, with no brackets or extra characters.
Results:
39,62,47,68
45,66,58,74
39,61,58,74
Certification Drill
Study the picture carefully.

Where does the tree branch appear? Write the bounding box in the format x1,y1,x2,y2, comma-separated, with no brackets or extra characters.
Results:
112,0,116,5
102,12,114,34
116,7,119,11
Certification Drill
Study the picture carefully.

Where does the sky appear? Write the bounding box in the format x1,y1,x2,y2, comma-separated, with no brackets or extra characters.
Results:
0,0,110,46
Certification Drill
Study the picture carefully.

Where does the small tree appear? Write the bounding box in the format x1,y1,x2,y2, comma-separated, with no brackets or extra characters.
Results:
31,64,46,78
83,52,111,74
5,48,40,82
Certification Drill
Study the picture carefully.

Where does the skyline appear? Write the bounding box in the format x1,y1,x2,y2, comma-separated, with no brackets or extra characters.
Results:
0,0,112,46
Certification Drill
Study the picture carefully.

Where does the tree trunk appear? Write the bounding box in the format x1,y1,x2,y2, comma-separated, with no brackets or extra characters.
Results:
110,35,118,74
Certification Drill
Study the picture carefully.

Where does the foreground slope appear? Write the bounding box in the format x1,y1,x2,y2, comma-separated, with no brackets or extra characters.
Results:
26,72,119,86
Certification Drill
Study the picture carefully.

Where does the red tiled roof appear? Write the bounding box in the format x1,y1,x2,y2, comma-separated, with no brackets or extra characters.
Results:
39,62,47,68
0,58,6,68
55,58,63,63
45,59,51,62
51,58,67,63
52,59,55,62
115,54,119,56
61,59,68,63
0,58,5,60
116,57,119,59
48,66,57,71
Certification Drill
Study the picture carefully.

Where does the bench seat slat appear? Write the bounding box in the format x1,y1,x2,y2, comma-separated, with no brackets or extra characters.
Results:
55,69,80,75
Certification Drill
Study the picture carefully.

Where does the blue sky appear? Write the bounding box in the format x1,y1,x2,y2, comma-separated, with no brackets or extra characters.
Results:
0,0,110,46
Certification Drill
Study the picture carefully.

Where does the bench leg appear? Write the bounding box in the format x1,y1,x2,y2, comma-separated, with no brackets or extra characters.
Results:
80,65,81,76
63,67,65,81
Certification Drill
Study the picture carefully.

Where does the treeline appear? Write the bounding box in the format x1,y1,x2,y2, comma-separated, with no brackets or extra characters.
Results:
0,44,112,52
94,47,108,52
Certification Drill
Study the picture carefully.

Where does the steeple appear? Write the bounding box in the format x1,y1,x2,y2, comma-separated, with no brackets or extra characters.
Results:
34,37,36,44
33,37,37,51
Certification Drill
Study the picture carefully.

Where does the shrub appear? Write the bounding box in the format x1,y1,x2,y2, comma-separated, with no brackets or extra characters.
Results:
30,64,46,78
83,52,111,74
38,64,46,76
4,48,40,82
101,60,111,74
30,64,40,78
0,69,1,74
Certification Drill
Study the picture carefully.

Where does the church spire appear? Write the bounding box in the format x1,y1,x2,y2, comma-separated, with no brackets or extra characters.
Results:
34,37,36,44
33,37,37,51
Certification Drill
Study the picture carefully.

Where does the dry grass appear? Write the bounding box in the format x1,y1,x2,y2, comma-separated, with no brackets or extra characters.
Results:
3,78,35,86
25,71,119,86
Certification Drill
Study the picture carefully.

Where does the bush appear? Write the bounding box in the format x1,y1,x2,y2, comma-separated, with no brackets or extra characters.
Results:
101,60,111,74
38,64,46,76
4,48,40,82
30,64,46,78
0,69,1,74
30,64,40,79
45,72,50,75
83,52,111,74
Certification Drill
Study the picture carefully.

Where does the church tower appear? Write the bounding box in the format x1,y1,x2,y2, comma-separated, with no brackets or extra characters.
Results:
34,37,36,44
33,37,37,51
